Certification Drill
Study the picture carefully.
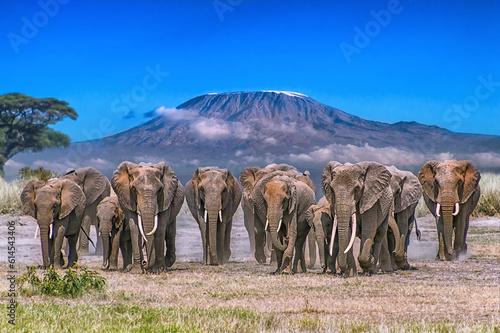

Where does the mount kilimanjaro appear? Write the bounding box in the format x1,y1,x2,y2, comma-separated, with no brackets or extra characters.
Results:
9,91,500,182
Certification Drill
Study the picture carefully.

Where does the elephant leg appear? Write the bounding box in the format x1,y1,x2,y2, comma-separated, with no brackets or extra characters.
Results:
79,213,91,254
152,225,168,272
293,232,308,273
306,230,317,269
243,205,256,253
254,215,267,264
165,220,177,268
67,233,79,268
274,249,284,274
216,220,225,265
122,239,132,270
328,238,340,274
53,223,66,269
109,229,121,271
126,216,143,274
223,220,232,264
453,214,468,258
197,215,207,264
346,248,356,277
435,218,447,260
379,235,394,272
93,222,103,255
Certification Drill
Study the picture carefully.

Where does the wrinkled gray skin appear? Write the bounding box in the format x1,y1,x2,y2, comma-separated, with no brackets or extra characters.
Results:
97,196,132,271
253,175,315,274
419,160,481,261
111,162,184,273
185,167,242,265
21,179,86,269
322,161,393,276
240,164,316,265
379,167,423,271
62,167,111,255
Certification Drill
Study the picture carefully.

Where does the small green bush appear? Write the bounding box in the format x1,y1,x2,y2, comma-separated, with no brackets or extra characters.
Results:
17,266,106,298
17,166,60,184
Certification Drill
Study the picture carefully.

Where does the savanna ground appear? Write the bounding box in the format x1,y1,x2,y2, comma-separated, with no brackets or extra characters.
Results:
0,175,499,332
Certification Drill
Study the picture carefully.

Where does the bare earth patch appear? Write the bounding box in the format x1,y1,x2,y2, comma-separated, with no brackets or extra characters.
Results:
1,213,499,331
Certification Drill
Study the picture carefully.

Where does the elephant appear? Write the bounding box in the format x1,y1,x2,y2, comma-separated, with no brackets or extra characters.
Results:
239,163,316,265
21,179,86,269
62,167,111,255
322,161,393,276
418,160,481,261
252,174,316,274
185,167,242,265
96,196,132,271
111,161,184,273
379,166,423,271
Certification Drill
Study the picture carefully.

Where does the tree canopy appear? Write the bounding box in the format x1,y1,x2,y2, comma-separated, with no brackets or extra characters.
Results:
0,93,78,175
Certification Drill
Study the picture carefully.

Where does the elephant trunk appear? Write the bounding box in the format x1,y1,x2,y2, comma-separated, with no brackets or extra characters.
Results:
336,205,352,272
207,209,220,265
440,190,457,257
315,226,327,269
137,192,158,267
39,224,51,269
389,213,406,268
268,207,287,252
101,233,110,268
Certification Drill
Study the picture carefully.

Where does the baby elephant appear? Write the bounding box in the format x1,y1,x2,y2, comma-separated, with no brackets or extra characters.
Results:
97,196,132,271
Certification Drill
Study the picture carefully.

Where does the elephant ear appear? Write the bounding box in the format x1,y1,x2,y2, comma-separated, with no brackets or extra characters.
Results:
224,169,242,213
57,179,86,219
305,205,317,228
111,161,137,211
287,178,297,214
321,161,342,204
418,161,439,201
398,171,423,212
74,167,111,205
154,162,179,212
239,167,260,198
251,171,282,221
21,180,42,218
358,162,392,214
461,161,481,204
192,168,203,210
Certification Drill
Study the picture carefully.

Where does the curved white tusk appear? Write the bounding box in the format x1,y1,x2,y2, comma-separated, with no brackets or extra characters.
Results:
452,203,460,216
204,210,208,224
329,215,337,257
109,232,112,237
435,203,441,217
219,210,222,223
49,224,53,239
344,213,357,254
277,218,282,233
137,215,147,243
34,225,40,239
265,219,269,232
146,215,158,236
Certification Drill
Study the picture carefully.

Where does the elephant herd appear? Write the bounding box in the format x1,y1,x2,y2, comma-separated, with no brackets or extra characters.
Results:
20,159,481,277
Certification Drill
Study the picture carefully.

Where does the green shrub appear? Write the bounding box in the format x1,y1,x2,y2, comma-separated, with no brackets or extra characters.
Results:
17,266,106,298
17,166,60,183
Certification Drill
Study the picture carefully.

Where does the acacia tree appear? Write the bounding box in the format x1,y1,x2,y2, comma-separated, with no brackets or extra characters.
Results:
0,93,78,176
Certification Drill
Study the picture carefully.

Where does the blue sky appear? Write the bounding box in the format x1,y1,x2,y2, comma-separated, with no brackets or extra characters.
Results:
1,0,498,142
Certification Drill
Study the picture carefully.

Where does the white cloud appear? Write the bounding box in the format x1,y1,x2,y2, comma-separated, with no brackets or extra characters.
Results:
88,158,114,169
156,106,197,120
5,159,25,169
263,137,277,145
469,152,500,167
191,119,252,140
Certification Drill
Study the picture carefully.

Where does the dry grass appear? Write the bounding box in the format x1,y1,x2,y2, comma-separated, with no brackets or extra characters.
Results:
0,177,25,214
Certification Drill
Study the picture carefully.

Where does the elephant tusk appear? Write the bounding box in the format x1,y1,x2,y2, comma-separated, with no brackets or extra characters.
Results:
452,203,460,216
330,214,337,257
277,218,282,233
204,210,208,224
435,203,441,217
146,215,158,236
219,210,222,223
137,215,147,243
49,224,53,239
34,225,39,239
265,219,269,232
344,213,356,254
109,232,112,237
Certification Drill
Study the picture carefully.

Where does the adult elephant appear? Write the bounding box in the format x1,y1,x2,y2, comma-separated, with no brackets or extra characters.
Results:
418,160,481,261
185,167,242,265
307,196,400,275
111,162,184,273
62,167,111,255
381,167,423,270
322,161,393,276
96,196,132,271
21,179,86,269
253,174,315,274
240,163,316,265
